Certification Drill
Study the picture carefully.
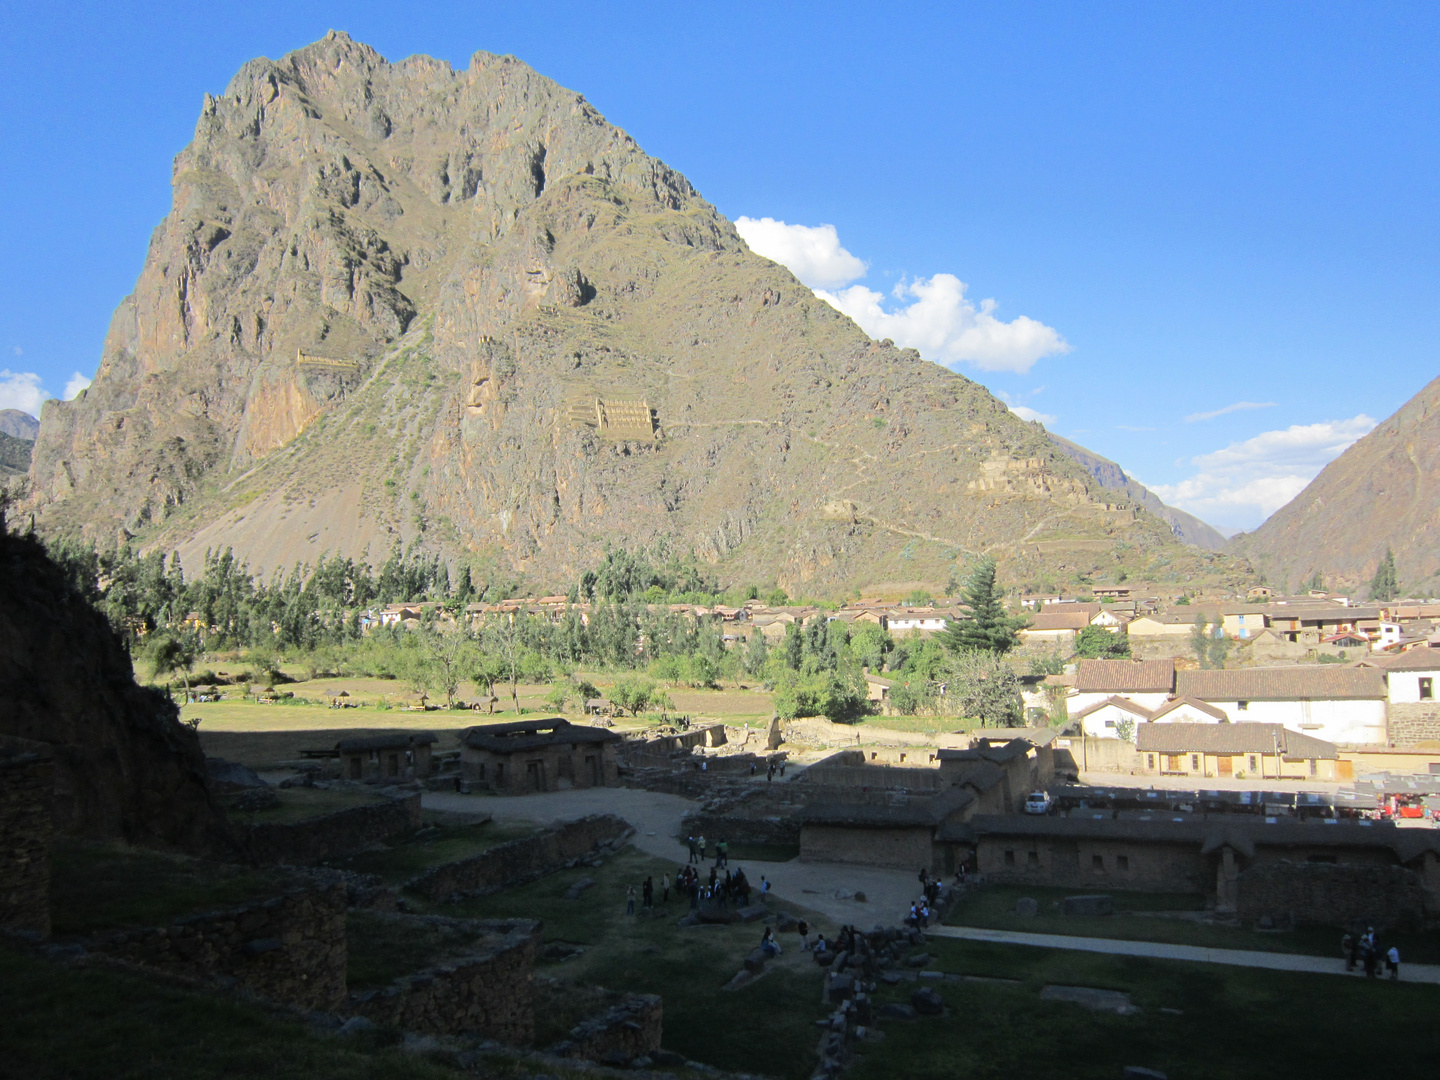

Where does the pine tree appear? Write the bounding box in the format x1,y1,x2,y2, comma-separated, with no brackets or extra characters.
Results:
938,558,1028,654
1370,548,1398,602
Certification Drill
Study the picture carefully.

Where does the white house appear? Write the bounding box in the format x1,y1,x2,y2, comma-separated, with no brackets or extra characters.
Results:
1148,696,1228,724
1069,659,1177,717
1020,610,1090,650
1173,668,1387,746
888,608,951,636
1362,647,1440,703
1073,696,1153,739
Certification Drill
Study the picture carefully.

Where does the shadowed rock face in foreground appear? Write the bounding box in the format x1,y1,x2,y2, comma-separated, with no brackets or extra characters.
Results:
0,527,229,852
28,32,1237,593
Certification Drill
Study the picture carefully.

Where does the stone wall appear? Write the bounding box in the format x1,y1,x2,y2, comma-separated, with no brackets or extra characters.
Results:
977,835,1208,895
1388,703,1440,747
801,823,937,873
1236,861,1427,931
681,810,801,848
350,917,540,1044
0,737,53,939
86,883,348,1011
796,765,944,791
407,814,631,901
240,792,422,864
552,993,663,1065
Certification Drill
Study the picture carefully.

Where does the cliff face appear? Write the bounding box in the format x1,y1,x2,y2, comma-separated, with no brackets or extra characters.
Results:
1048,434,1228,550
29,32,1242,593
0,529,229,852
1232,373,1440,594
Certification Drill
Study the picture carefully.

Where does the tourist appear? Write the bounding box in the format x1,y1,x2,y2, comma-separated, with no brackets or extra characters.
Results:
626,885,636,916
750,762,757,776
798,918,811,950
760,875,770,900
662,873,671,904
906,903,920,929
687,836,698,864
767,764,775,782
814,934,828,956
919,902,930,929
1387,945,1401,980
698,835,707,860
760,926,781,957
643,876,654,909
718,839,729,867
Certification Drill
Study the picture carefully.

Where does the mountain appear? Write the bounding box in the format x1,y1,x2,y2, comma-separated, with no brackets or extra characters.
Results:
1047,434,1228,550
0,431,33,478
27,33,1247,596
1232,373,1440,596
0,410,39,441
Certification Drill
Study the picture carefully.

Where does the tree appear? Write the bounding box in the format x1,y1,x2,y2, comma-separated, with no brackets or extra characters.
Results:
938,558,1029,655
1114,717,1136,742
1075,624,1131,659
742,632,769,677
148,631,198,699
423,630,473,708
947,650,1022,727
544,685,570,713
610,676,655,717
1370,548,1398,602
1190,614,1211,667
470,651,507,714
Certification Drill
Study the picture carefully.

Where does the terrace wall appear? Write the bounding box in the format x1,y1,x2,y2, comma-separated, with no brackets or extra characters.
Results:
1237,861,1426,931
0,738,53,939
407,814,631,901
1388,703,1440,748
86,883,348,1011
239,792,422,864
552,993,664,1064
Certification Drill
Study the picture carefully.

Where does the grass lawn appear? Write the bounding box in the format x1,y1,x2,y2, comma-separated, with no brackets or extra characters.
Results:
444,846,835,1078
850,937,1440,1080
327,819,544,885
49,842,303,936
945,884,1440,964
0,942,601,1080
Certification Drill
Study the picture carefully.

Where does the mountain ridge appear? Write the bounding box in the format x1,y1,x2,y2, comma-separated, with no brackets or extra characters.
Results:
26,32,1249,596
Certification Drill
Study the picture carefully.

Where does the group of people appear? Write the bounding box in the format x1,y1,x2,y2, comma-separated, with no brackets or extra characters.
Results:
1343,928,1402,980
904,867,942,928
685,835,729,865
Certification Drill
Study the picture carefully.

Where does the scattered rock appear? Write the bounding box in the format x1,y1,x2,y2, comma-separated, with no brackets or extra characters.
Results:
1041,985,1137,1015
853,891,867,903
904,953,932,968
910,987,944,1015
918,970,945,980
880,971,904,985
1014,896,1039,917
775,911,798,932
231,787,280,812
735,902,769,922
338,1016,374,1037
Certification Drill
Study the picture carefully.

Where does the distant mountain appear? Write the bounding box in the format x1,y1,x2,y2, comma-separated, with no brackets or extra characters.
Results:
0,431,33,478
1232,373,1440,595
1047,434,1228,550
27,33,1247,596
0,409,38,441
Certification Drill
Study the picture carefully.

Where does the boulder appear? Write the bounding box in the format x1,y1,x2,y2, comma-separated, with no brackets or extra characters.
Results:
904,952,931,968
1063,894,1114,917
1013,896,1039,917
562,876,595,900
743,948,769,974
910,987,944,1015
775,911,798,932
735,902,769,922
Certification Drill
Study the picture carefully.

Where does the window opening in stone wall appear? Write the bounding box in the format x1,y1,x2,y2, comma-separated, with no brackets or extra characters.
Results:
1117,855,1129,872
1027,851,1039,867
1092,854,1104,871
350,758,362,780
1421,677,1433,700
1004,849,1016,866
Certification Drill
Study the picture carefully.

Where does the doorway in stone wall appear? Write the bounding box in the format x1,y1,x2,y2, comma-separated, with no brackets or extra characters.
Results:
526,760,546,792
1218,756,1232,777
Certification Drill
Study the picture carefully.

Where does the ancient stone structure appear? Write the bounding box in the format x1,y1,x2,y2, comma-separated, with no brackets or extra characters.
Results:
1236,862,1427,932
0,737,54,939
239,791,421,864
567,397,658,441
1388,702,1440,748
460,719,620,794
552,994,664,1064
407,814,631,901
336,733,437,782
86,883,348,1011
350,917,540,1044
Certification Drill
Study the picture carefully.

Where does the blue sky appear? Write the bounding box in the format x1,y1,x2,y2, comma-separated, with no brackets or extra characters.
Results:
2,2,1437,534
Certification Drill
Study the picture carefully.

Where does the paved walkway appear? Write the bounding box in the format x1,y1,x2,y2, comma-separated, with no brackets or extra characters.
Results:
929,925,1440,984
421,788,922,926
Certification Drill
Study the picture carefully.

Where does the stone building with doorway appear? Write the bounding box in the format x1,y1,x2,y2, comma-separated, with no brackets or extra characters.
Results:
460,719,621,794
336,732,437,782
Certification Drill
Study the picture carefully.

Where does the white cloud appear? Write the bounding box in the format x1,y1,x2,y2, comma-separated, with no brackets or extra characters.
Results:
0,370,48,417
1184,400,1278,423
1009,405,1056,425
817,275,1070,374
11,346,21,357
1147,415,1377,529
734,217,867,289
63,372,92,400
736,216,1068,374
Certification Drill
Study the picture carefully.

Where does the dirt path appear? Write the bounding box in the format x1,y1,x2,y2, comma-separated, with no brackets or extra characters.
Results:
930,925,1440,984
421,788,923,925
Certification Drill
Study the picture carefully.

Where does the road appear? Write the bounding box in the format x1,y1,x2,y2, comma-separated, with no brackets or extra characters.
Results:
929,925,1440,984
421,787,924,926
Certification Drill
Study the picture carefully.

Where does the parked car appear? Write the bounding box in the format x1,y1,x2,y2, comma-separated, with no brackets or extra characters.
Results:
1023,790,1053,815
